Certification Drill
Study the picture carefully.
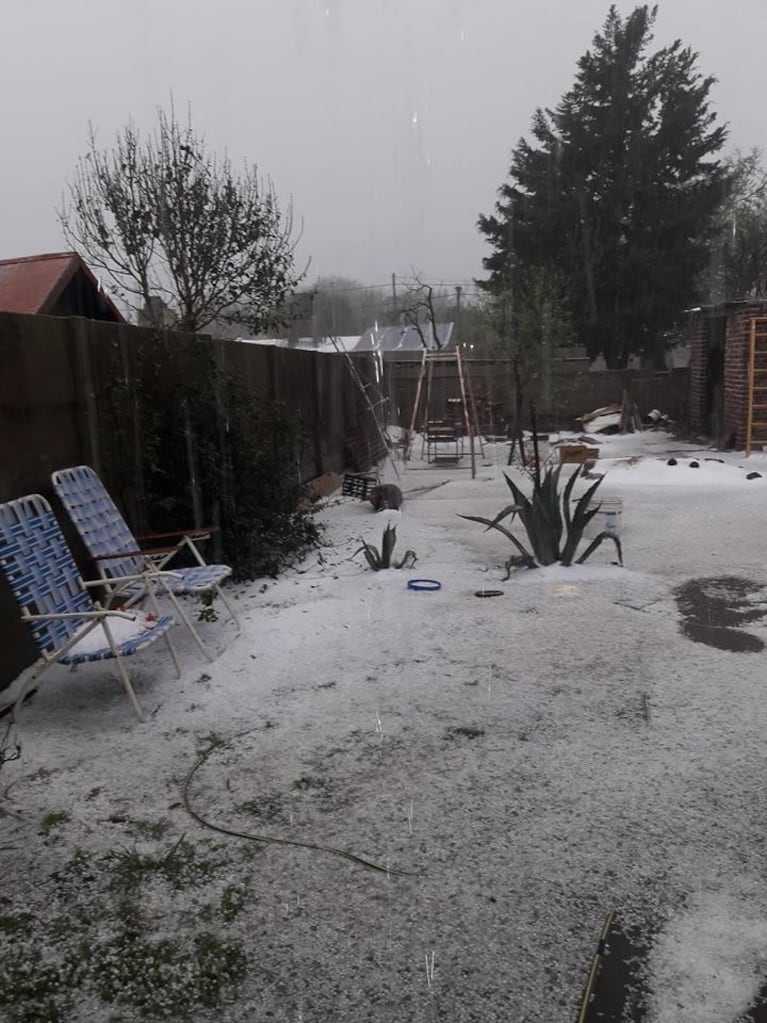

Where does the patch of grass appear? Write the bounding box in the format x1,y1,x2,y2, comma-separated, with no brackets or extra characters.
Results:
0,938,75,1023
220,884,247,922
236,793,287,823
0,831,252,1022
105,837,218,893
0,913,34,937
0,928,247,1023
129,818,172,842
40,810,71,836
90,931,247,1018
292,774,325,792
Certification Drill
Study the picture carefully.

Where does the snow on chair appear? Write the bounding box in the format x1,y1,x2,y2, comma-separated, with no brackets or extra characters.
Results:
0,494,179,722
51,465,238,662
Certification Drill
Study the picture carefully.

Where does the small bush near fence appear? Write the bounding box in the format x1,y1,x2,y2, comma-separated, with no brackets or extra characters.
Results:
104,350,322,580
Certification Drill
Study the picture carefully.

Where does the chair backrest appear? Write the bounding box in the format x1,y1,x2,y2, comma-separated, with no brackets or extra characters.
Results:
0,494,93,655
52,466,143,580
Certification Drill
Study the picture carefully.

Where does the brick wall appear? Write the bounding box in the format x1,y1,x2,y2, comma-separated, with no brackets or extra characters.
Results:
687,301,767,448
687,311,708,434
722,307,755,448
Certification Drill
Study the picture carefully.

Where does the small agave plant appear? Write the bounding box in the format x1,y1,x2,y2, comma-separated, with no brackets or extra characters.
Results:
459,463,622,576
355,524,416,571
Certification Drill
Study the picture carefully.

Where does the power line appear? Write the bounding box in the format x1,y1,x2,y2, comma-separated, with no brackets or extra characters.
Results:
308,280,485,297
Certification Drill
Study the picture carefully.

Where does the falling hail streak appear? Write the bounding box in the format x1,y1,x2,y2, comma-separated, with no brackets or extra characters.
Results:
425,950,436,990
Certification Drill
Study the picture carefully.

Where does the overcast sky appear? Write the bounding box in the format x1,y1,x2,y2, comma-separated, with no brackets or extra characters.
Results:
1,0,766,294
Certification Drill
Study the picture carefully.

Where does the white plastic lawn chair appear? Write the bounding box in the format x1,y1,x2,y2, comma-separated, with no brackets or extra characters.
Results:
52,465,239,662
0,494,179,722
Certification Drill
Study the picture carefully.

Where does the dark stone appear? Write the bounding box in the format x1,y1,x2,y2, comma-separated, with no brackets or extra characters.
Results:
667,458,677,466
689,460,700,468
747,471,763,480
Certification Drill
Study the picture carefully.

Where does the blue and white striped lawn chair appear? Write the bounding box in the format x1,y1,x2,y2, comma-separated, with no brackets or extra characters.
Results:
52,465,238,662
0,494,180,722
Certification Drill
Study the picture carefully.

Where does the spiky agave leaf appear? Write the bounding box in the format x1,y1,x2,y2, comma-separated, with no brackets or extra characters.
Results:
561,463,582,536
503,473,535,546
509,464,563,565
486,503,522,530
576,531,623,565
354,540,382,571
381,524,398,568
560,472,606,566
528,489,560,564
457,513,536,569
394,549,417,569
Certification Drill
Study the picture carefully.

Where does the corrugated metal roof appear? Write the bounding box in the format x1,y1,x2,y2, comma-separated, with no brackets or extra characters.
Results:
353,323,453,353
0,251,124,320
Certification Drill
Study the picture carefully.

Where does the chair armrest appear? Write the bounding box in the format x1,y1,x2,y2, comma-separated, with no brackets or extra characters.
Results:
91,546,179,560
135,527,216,542
22,609,137,623
82,570,182,587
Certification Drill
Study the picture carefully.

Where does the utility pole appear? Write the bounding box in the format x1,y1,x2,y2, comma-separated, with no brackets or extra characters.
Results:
391,272,397,323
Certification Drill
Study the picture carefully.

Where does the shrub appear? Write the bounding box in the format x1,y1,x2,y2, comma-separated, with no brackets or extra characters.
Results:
459,463,622,574
102,339,323,581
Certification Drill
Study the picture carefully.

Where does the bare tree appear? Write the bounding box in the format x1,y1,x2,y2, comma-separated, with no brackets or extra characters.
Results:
705,149,767,302
476,268,572,464
398,273,450,349
59,105,304,334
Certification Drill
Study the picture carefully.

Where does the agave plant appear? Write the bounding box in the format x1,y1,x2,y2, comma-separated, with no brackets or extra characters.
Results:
459,464,622,575
355,524,416,571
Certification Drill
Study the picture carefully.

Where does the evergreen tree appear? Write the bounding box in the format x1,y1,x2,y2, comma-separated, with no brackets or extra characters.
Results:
478,4,729,368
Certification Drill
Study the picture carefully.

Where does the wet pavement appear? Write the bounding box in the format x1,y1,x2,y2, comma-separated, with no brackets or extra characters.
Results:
674,576,767,653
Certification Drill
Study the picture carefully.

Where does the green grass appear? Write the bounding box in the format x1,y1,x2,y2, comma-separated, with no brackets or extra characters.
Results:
40,810,71,836
0,835,250,1022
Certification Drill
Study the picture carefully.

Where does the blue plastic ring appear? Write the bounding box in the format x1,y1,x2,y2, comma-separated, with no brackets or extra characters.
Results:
407,579,442,591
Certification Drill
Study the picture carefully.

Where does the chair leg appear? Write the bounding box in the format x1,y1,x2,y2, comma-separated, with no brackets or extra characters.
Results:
113,655,149,722
214,584,240,631
100,619,149,722
156,580,215,663
144,581,182,679
12,660,49,719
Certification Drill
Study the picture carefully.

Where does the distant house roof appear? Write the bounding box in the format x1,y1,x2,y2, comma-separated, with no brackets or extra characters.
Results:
0,252,125,322
233,335,361,353
354,323,454,353
231,327,455,356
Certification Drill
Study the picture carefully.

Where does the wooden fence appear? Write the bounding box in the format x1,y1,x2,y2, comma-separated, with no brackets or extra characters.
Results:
0,312,689,690
0,313,383,689
383,356,688,433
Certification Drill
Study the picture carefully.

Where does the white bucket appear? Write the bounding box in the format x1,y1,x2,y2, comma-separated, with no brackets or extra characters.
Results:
593,496,622,537
575,496,623,538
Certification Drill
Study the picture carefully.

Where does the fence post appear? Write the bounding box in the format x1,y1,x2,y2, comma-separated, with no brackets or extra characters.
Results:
73,317,102,476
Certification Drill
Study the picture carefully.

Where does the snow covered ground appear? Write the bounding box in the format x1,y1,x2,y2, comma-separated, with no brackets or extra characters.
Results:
2,429,767,1022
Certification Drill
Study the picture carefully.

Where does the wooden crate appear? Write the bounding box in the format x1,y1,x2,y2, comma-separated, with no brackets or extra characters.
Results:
557,444,599,464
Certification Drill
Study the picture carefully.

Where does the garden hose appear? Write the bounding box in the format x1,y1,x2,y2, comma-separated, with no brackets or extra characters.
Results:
182,736,420,878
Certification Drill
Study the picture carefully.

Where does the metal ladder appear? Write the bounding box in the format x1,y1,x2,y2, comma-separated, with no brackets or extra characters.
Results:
327,335,400,480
